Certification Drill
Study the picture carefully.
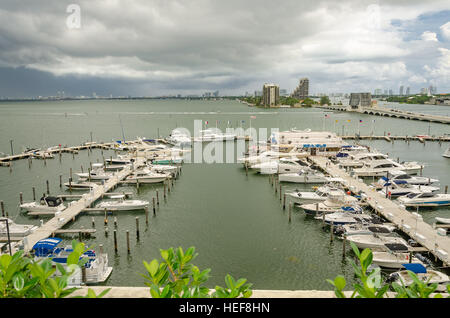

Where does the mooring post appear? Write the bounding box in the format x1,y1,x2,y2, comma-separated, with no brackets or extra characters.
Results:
0,201,4,217
114,217,117,228
46,180,50,195
445,186,448,194
153,197,156,216
342,234,346,258
113,230,118,254
288,203,292,223
330,222,334,242
88,167,91,182
136,217,140,240
164,182,167,199
145,207,149,225
32,187,36,201
59,175,62,188
70,168,73,180
19,192,23,205
69,177,72,192
156,190,159,205
126,230,130,254
104,208,108,225
91,217,95,228
283,193,286,210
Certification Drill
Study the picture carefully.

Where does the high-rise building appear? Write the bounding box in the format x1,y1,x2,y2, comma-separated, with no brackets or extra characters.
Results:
429,85,437,95
399,86,404,96
262,83,280,107
420,87,428,95
291,78,309,99
384,89,388,95
280,89,288,97
374,89,383,96
213,90,219,97
389,89,393,96
406,87,410,96
349,93,372,109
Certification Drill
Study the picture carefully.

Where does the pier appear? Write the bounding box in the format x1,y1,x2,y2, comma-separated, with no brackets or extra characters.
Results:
309,156,450,267
21,158,146,254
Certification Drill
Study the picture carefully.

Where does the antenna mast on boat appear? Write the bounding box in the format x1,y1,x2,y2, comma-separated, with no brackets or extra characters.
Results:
119,114,126,143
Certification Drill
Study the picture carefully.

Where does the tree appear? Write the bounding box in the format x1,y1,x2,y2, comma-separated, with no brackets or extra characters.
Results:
320,96,331,106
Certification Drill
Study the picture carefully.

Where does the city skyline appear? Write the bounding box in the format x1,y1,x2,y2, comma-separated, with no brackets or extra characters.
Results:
0,1,448,98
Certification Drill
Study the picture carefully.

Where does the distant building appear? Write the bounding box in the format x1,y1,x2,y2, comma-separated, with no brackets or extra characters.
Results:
262,83,280,107
429,85,437,95
406,87,410,96
349,93,372,109
213,90,219,97
291,78,309,99
280,89,289,97
384,89,388,95
420,87,428,95
389,89,393,96
399,85,404,96
374,89,383,96
254,90,262,97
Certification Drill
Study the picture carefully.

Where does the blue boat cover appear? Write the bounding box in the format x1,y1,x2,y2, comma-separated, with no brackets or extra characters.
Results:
32,238,62,257
402,263,427,273
393,180,407,184
381,176,389,181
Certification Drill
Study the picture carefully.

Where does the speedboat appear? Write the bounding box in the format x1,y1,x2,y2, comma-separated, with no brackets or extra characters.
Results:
374,171,439,188
64,181,98,190
96,195,149,211
387,263,450,292
377,181,439,198
238,148,308,167
278,168,331,183
0,217,38,239
105,155,133,165
167,129,192,147
147,164,178,175
32,238,113,286
193,128,236,142
345,234,408,250
20,196,66,213
76,163,113,181
151,156,184,165
337,152,390,168
353,159,423,177
397,192,450,207
286,183,345,205
315,211,373,225
334,223,397,237
300,190,360,215
124,170,169,184
250,157,311,175
336,145,369,158
372,243,424,269
442,148,450,158
435,217,450,224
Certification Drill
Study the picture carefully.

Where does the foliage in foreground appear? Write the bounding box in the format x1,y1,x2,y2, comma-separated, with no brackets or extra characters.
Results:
0,241,109,298
142,246,252,298
327,242,450,298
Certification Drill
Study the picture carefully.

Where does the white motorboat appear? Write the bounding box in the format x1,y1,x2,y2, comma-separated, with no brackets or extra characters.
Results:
278,168,331,183
20,196,66,213
335,145,369,158
64,181,98,190
193,128,236,142
334,223,397,237
286,183,345,205
76,163,113,181
443,148,450,158
397,192,450,207
315,211,374,225
147,164,178,174
167,129,192,147
374,171,439,188
238,148,308,167
372,243,424,269
96,195,149,211
377,181,439,198
124,171,169,184
435,217,450,224
0,217,38,239
250,157,311,175
387,263,450,292
346,234,408,250
105,155,133,165
300,190,361,215
32,238,113,286
337,152,390,168
353,159,423,177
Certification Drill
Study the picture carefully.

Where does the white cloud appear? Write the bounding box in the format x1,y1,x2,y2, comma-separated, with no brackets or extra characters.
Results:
440,22,450,40
421,31,438,42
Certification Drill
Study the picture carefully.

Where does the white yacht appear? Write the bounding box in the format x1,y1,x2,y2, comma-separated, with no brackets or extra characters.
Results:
335,145,369,158
353,159,423,177
147,164,179,174
167,129,192,147
238,148,307,167
300,190,361,215
32,238,113,286
286,183,345,205
397,192,450,207
105,155,133,165
374,171,439,188
250,157,311,175
124,170,169,184
0,217,38,239
20,196,66,213
388,264,450,292
346,234,408,250
377,181,440,198
337,152,390,168
315,212,374,225
372,243,424,269
96,195,149,211
64,180,98,190
335,223,397,237
435,217,450,224
193,128,236,142
278,168,330,184
443,148,450,158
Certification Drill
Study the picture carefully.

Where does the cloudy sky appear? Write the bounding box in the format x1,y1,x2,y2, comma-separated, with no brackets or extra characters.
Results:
0,0,449,97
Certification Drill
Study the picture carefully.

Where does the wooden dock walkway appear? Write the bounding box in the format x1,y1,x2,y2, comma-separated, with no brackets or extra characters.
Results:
21,158,146,254
309,156,450,267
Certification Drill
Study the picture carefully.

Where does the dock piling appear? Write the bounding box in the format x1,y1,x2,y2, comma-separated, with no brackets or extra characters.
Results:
32,187,36,201
136,217,140,240
126,230,130,254
19,192,23,205
153,198,156,216
46,180,50,195
113,230,118,254
0,201,4,217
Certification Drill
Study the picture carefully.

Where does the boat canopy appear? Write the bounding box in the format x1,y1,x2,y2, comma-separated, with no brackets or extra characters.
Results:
402,263,427,273
32,238,62,257
385,243,409,252
41,196,63,207
369,226,392,234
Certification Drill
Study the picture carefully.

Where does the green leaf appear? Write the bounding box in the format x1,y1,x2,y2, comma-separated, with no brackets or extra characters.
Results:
333,276,346,291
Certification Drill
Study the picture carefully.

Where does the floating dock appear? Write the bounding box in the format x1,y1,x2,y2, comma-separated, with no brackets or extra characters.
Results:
309,156,450,267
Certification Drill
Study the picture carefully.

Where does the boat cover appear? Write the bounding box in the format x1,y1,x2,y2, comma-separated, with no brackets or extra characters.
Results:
32,238,62,257
385,243,409,252
402,263,427,273
368,226,392,234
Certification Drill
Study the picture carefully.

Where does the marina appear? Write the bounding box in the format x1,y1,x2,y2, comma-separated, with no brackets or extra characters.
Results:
0,98,449,292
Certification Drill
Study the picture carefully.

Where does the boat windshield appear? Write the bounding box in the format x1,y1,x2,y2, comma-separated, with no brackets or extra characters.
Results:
406,193,419,199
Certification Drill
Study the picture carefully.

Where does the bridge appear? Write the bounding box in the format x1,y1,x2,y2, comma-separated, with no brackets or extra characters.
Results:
317,105,450,124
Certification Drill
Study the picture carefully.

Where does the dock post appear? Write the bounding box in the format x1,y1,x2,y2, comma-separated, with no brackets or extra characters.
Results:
28,157,31,169
114,217,117,228
279,184,282,202
46,180,50,195
88,168,91,182
126,230,130,254
164,182,167,199
104,208,108,225
145,207,149,225
92,217,95,228
153,197,156,216
19,192,23,205
245,163,248,176
136,178,140,191
32,187,36,201
136,217,140,240
81,266,86,284
70,168,73,180
156,190,159,205
113,230,118,254
72,151,75,160
283,193,286,210
59,175,62,188
288,203,292,223
342,234,346,258
80,165,83,173
69,177,72,192
0,201,4,217
167,178,171,193
445,186,448,194
330,222,334,242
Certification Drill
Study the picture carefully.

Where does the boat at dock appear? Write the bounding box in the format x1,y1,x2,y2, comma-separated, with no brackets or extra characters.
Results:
278,168,331,183
397,192,450,207
315,211,374,225
64,181,98,190
300,190,361,215
193,128,236,142
334,223,397,237
353,159,423,177
20,196,66,213
151,156,184,165
372,243,424,269
32,238,113,286
377,181,440,197
337,152,390,168
345,233,408,250
167,129,192,147
0,217,38,239
286,183,346,205
124,170,169,184
96,195,149,211
443,148,450,158
250,157,311,174
435,217,450,224
373,171,439,188
76,163,113,181
387,263,450,292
